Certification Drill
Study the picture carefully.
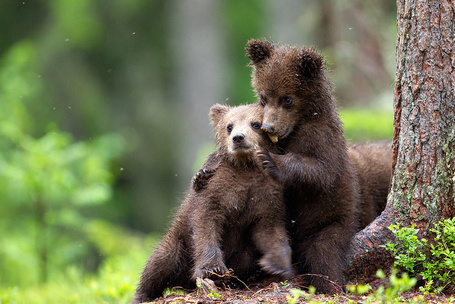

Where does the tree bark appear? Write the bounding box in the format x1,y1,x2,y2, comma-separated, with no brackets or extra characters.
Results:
348,0,455,283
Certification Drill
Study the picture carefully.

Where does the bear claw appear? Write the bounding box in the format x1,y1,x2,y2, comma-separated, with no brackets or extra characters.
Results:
194,264,229,280
192,168,216,191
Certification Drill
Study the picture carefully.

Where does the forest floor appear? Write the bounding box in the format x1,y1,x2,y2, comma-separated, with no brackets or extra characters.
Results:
145,276,454,304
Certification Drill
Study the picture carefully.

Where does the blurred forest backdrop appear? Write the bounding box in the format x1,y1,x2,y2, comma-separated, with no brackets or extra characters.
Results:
0,0,395,303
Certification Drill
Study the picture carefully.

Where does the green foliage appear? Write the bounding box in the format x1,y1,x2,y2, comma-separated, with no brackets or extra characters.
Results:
340,108,393,143
221,0,264,105
347,282,372,295
383,225,427,274
0,225,155,304
347,269,417,304
207,291,222,299
372,269,417,303
286,288,308,304
384,219,455,294
0,41,124,286
50,0,102,49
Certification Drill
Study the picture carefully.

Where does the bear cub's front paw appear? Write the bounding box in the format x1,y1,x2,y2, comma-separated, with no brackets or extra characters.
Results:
256,149,278,177
193,264,229,281
192,168,216,191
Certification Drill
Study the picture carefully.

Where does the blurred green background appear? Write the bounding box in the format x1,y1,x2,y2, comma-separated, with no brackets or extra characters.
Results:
0,0,395,303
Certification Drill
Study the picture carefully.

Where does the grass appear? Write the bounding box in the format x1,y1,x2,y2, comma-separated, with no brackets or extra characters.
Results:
0,220,158,304
340,108,393,143
0,249,149,304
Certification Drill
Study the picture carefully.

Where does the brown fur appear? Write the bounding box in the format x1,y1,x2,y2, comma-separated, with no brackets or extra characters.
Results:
192,40,392,293
246,39,359,293
133,104,292,303
348,142,392,229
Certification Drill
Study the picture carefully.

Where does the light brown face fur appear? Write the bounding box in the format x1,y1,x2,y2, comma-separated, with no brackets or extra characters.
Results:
246,39,331,142
209,103,271,164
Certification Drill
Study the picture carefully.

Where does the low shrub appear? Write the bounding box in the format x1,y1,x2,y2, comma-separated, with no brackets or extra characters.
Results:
384,218,455,294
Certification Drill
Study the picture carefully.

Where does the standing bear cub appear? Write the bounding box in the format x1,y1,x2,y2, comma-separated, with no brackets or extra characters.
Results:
133,104,292,303
246,39,359,293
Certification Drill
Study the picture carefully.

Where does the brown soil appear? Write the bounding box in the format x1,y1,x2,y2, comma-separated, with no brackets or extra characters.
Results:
144,276,454,304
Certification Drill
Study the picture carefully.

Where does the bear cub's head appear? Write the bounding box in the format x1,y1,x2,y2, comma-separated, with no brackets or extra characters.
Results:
246,39,332,143
210,103,272,165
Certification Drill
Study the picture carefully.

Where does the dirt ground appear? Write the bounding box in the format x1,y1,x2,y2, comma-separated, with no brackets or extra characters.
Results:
145,276,454,304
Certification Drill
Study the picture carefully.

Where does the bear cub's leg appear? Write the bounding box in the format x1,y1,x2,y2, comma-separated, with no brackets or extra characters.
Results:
252,209,293,281
191,211,229,283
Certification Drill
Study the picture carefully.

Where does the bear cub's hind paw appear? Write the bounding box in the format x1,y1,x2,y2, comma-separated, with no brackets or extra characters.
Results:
259,247,293,281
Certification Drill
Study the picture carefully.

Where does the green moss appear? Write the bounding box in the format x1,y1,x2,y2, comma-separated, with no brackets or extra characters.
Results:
391,163,413,222
424,130,455,224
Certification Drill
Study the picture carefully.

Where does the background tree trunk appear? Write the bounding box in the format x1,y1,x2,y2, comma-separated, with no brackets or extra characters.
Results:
170,0,227,188
348,0,455,282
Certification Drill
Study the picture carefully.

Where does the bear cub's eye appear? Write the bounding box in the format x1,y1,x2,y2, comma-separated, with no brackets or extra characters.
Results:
282,96,293,106
259,94,266,106
251,122,261,129
227,124,233,133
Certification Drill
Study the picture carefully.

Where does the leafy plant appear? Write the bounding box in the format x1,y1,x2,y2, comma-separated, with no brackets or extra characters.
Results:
286,288,307,304
383,224,427,274
347,282,372,295
373,269,417,303
384,219,455,293
286,287,316,304
347,269,417,304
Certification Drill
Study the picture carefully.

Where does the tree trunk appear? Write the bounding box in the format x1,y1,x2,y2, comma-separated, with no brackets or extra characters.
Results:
170,0,226,188
348,0,455,282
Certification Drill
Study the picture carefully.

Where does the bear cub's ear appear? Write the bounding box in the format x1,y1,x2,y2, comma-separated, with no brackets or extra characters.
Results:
246,39,274,64
297,48,324,79
209,104,230,127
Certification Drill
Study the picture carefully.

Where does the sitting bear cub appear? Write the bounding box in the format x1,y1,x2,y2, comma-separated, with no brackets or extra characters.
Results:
132,104,292,303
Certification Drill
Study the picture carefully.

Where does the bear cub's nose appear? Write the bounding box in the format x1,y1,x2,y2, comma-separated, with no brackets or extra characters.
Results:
261,123,275,133
232,133,245,143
